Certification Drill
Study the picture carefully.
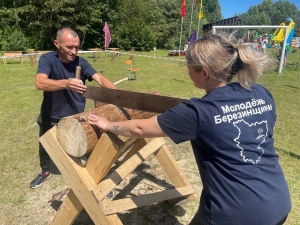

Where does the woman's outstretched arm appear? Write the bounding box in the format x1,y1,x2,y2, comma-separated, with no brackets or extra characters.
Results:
88,114,167,138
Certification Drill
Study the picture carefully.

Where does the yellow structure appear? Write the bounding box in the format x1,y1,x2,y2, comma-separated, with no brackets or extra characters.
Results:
272,18,295,43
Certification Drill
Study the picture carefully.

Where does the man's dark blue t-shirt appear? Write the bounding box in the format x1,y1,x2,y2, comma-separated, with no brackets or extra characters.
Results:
37,51,97,119
157,83,291,225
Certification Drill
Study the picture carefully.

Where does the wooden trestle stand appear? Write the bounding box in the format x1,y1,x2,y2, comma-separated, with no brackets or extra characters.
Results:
40,126,197,225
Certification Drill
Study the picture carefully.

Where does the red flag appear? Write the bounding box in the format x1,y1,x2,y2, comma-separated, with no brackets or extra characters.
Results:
181,0,186,17
194,0,197,10
103,22,111,48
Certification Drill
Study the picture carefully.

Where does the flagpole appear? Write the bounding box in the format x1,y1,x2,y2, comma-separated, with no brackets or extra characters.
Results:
189,0,194,37
197,18,200,39
197,0,203,39
104,46,106,75
179,16,184,57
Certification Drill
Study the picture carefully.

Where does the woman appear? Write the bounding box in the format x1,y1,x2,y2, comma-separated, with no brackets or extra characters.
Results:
88,34,291,225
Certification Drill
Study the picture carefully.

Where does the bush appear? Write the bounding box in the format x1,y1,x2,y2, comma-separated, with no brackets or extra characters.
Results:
0,26,28,52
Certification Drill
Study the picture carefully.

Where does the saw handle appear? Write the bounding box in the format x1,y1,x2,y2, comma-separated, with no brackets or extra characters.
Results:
75,66,81,79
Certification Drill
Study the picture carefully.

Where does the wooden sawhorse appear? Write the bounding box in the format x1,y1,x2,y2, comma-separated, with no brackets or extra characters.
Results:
40,126,197,224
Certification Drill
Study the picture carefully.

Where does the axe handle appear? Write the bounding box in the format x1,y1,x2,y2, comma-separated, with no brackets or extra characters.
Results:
75,66,81,79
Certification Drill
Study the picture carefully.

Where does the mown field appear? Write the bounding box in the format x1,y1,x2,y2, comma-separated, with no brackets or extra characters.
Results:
0,47,299,225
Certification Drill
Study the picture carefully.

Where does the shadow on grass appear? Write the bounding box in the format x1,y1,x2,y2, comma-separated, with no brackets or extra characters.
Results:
173,78,187,83
276,148,300,160
114,163,187,224
282,85,300,90
50,162,188,225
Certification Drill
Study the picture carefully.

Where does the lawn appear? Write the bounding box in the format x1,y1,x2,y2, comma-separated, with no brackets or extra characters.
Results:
0,48,299,225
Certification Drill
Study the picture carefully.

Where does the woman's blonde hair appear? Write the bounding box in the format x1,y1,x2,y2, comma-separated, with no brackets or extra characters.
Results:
185,34,273,90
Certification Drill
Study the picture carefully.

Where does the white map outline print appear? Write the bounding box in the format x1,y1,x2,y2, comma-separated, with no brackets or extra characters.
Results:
233,119,268,164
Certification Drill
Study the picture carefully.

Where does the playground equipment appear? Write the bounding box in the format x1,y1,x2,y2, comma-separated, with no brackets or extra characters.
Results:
272,17,295,44
212,25,290,74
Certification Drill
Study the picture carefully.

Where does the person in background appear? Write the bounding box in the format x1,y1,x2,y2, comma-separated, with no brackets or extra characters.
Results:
260,35,268,54
88,34,291,225
252,39,259,51
285,17,293,26
277,40,291,66
30,27,117,190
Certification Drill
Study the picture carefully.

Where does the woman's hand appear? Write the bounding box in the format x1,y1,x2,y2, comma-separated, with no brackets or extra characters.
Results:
88,114,110,131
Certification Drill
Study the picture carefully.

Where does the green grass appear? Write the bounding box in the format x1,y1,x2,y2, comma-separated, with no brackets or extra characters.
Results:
0,48,299,224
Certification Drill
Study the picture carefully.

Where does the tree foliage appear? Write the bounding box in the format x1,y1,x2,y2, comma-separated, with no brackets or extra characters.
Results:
203,0,222,22
239,0,300,36
0,0,299,52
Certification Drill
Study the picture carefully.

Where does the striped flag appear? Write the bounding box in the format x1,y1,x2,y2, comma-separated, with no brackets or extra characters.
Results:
103,22,111,48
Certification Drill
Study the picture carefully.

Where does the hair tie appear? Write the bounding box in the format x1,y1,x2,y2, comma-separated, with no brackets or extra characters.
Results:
230,53,244,75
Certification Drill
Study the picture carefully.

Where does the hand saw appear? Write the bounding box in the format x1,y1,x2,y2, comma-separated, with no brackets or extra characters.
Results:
82,86,188,113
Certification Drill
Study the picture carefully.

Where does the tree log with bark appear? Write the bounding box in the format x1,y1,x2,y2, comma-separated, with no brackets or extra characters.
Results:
56,104,158,157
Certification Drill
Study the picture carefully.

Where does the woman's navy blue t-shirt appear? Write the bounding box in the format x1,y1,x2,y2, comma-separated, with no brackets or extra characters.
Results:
37,51,97,119
157,83,291,225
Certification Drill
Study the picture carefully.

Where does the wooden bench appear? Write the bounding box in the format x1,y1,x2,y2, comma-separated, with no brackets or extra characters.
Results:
2,51,23,65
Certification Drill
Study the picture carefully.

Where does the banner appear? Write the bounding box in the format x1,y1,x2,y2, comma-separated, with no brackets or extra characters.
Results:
199,10,204,19
199,0,204,19
181,0,186,17
188,29,198,45
103,22,111,48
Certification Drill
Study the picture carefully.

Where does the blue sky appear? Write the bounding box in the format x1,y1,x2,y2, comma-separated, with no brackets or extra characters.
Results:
219,0,300,19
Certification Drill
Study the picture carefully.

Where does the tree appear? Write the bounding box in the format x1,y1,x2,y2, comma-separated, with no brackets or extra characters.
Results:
0,0,298,51
239,0,300,36
112,0,156,51
204,0,222,22
0,26,27,51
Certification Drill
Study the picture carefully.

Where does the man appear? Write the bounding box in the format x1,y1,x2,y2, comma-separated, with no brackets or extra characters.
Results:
30,27,117,189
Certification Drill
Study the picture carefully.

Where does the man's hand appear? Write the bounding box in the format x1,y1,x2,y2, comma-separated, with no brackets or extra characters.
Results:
67,78,87,94
36,73,87,92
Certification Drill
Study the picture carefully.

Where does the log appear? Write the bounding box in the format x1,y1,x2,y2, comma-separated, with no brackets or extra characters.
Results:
56,104,158,157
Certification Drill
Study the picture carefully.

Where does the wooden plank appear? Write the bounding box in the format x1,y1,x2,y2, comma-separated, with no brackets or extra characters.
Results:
40,127,122,225
116,137,140,158
100,186,196,215
47,132,124,225
153,143,198,200
120,139,147,165
86,132,125,183
48,189,83,225
92,138,165,202
3,51,23,56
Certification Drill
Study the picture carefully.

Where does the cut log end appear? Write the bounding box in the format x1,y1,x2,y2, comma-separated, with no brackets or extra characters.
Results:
56,117,89,157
